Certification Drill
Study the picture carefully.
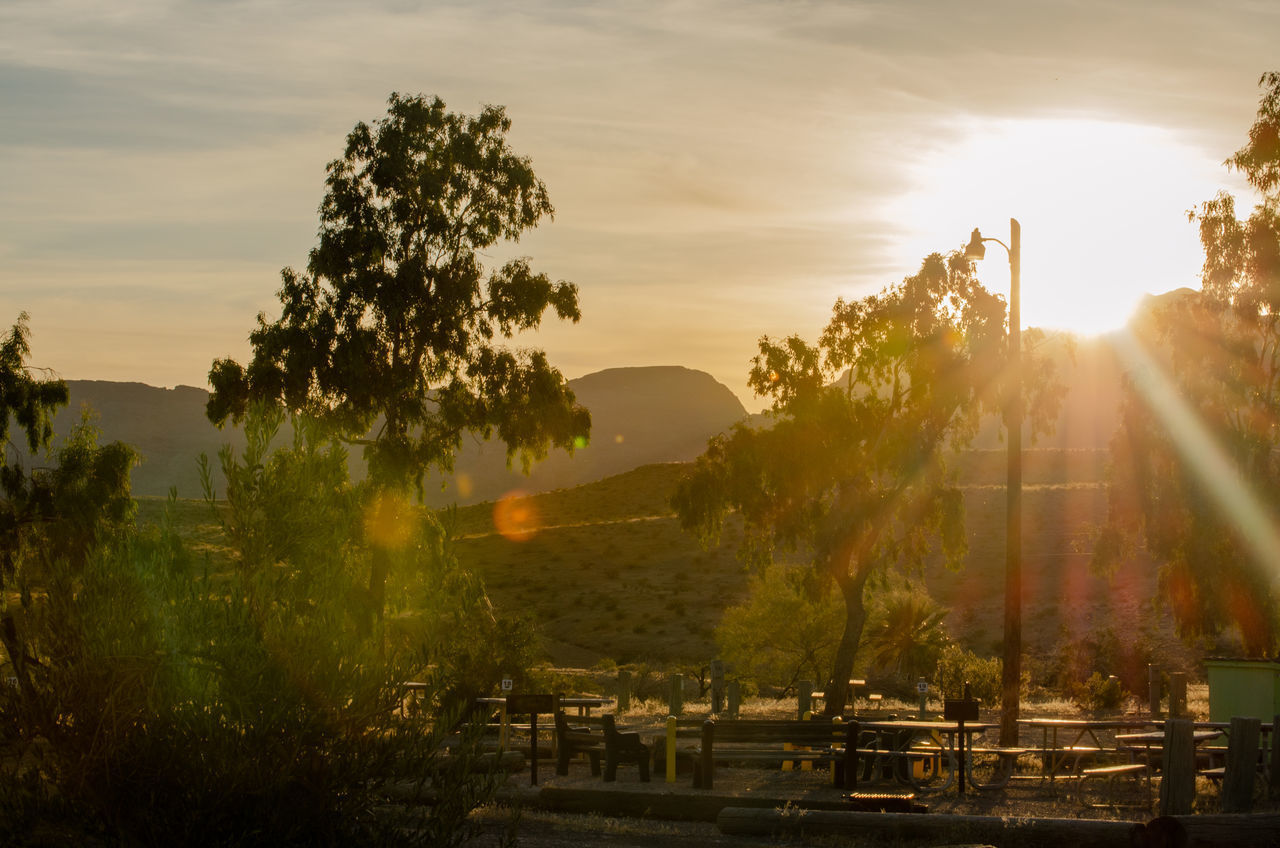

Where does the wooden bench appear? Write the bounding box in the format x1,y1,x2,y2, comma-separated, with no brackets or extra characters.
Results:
1074,762,1151,808
601,714,650,782
963,746,1030,789
554,710,602,777
680,718,857,790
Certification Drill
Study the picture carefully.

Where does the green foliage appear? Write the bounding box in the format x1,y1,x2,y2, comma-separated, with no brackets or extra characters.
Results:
207,94,589,629
0,312,71,580
207,92,588,491
673,252,1063,713
1102,73,1280,655
865,581,949,681
1034,624,1150,698
935,644,1002,706
1073,672,1128,713
714,561,844,694
1,405,507,845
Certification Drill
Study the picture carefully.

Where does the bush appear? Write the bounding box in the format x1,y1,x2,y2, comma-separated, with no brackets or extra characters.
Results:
934,644,1002,706
0,410,506,846
1073,671,1129,713
715,561,844,694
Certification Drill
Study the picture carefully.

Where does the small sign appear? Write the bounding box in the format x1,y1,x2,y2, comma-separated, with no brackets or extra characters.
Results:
916,680,929,695
944,698,980,722
506,693,555,715
500,677,513,692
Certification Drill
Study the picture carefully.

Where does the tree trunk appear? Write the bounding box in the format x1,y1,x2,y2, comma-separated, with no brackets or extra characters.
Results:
358,545,391,639
823,565,871,716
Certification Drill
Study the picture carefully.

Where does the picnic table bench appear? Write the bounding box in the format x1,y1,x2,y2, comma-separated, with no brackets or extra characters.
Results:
554,710,602,777
663,718,857,789
601,714,650,782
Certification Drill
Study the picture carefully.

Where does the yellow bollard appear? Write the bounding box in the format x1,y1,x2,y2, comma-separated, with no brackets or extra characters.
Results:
666,715,677,783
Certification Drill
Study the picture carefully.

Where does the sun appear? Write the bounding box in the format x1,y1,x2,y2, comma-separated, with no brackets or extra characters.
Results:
883,117,1242,337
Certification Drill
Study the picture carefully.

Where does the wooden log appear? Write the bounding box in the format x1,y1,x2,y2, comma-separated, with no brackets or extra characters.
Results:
726,680,740,719
1221,715,1260,813
1159,717,1195,817
716,807,1137,847
1177,812,1280,847
798,680,813,719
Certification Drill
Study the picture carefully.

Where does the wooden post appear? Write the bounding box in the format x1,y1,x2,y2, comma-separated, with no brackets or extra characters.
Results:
1148,664,1162,717
711,659,725,714
700,720,715,790
617,670,631,713
1169,672,1187,718
727,680,741,719
798,680,813,720
529,709,540,786
669,673,684,716
1159,717,1196,816
665,715,677,784
1222,716,1261,813
1271,714,1280,801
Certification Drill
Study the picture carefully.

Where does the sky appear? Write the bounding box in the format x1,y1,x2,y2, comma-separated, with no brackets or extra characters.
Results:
2,1,1275,412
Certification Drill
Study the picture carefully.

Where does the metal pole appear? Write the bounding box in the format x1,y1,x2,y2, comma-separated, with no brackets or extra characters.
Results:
1001,217,1022,748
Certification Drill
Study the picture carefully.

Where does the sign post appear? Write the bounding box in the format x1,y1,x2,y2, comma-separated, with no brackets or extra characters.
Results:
506,693,555,786
943,683,980,794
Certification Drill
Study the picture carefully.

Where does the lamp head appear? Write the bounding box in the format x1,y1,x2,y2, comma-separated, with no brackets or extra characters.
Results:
964,228,986,261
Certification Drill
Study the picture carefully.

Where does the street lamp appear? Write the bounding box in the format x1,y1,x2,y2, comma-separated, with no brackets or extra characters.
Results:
965,218,1022,748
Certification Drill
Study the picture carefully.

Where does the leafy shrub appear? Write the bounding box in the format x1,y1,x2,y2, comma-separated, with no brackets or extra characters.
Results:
1073,671,1129,713
0,409,506,846
865,581,949,682
1038,625,1150,698
715,561,844,695
934,644,1002,706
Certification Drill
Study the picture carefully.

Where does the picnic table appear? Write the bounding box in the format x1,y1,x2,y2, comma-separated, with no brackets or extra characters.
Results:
856,719,994,793
1017,717,1155,783
1116,728,1223,769
475,694,614,750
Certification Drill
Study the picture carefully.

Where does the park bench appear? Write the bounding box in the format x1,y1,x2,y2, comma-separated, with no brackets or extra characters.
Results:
554,710,603,777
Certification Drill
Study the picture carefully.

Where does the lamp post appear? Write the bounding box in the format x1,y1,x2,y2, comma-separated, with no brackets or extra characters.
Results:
965,218,1021,748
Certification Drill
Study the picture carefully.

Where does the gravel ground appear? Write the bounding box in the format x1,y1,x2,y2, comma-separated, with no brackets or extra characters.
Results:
463,758,1195,846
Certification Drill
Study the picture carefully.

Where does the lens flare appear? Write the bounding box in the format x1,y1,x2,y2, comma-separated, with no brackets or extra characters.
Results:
493,490,539,542
455,472,474,500
365,490,415,550
1111,329,1280,574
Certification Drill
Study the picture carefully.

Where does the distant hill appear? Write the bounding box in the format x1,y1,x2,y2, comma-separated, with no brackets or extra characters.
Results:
31,366,751,500
419,366,750,505
21,308,1168,501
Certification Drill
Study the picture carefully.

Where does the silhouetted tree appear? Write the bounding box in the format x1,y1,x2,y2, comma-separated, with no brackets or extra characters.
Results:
673,253,1063,715
0,313,136,714
1100,72,1280,655
207,94,589,628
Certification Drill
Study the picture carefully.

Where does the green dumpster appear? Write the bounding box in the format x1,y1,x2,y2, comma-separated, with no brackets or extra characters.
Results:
1204,658,1280,722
